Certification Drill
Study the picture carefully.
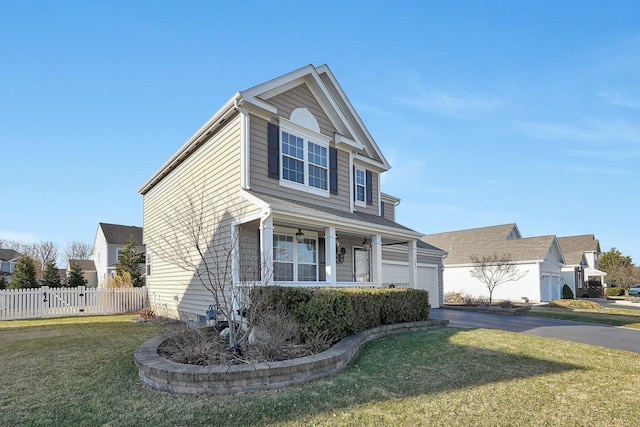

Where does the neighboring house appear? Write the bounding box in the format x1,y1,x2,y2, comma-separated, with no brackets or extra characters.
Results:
92,222,145,287
0,249,22,281
57,268,68,287
557,234,606,297
423,224,566,303
139,64,446,320
67,259,98,287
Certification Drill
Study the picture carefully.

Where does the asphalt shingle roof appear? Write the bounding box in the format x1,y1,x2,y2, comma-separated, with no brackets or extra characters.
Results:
423,224,556,265
99,223,143,246
68,259,96,271
247,190,418,234
0,249,22,261
557,235,600,265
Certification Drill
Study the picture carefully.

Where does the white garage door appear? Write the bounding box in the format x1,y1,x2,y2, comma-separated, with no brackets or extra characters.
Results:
382,262,440,308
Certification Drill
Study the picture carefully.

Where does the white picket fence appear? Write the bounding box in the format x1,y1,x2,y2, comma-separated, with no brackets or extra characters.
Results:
0,286,148,320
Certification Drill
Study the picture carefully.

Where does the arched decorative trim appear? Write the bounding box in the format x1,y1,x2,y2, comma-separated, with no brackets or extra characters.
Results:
290,107,320,133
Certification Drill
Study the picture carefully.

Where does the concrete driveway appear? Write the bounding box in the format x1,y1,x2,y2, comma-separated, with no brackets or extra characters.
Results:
429,308,640,354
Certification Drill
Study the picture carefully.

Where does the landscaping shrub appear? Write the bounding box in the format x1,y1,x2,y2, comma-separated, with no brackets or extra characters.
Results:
137,307,156,321
605,287,625,297
562,284,574,299
444,290,473,305
548,299,601,309
582,281,603,298
250,286,430,343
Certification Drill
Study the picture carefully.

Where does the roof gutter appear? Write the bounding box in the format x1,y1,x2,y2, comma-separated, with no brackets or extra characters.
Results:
138,93,242,195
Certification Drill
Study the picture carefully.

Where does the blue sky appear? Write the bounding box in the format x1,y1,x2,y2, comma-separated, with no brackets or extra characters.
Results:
2,1,639,264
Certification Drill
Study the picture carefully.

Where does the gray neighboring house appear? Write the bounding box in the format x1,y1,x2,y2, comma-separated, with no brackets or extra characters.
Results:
92,223,145,287
67,259,98,287
0,249,22,282
423,224,566,303
557,234,606,297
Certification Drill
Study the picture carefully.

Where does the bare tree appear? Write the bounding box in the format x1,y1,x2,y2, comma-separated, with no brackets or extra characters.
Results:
21,241,58,278
144,183,273,349
66,241,92,264
470,253,527,305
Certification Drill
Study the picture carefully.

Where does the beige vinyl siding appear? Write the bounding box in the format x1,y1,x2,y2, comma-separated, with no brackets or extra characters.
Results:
318,72,383,164
142,114,261,320
249,115,352,212
268,84,335,137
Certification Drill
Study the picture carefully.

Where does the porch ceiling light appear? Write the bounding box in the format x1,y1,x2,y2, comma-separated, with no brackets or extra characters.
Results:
362,238,372,250
296,228,305,244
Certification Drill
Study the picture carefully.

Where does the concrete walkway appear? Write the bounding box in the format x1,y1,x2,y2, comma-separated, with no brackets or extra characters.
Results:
429,308,640,354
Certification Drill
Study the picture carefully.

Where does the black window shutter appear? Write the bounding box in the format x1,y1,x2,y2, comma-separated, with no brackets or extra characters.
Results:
267,123,279,179
381,201,385,217
366,170,373,205
329,147,338,195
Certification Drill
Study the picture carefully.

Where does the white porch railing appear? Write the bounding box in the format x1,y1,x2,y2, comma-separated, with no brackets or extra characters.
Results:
0,286,148,320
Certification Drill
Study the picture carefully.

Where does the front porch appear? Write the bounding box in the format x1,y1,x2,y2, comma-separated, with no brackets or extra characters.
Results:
235,217,419,290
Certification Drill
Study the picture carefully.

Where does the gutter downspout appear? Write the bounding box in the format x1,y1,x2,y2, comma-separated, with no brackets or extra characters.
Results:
235,99,251,190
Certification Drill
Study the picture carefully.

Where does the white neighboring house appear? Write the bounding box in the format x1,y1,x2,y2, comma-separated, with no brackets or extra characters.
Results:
557,234,606,297
66,259,98,287
423,224,566,303
0,249,22,282
92,223,145,287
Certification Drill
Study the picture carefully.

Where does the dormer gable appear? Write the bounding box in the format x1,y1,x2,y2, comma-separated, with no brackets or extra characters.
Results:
239,64,389,170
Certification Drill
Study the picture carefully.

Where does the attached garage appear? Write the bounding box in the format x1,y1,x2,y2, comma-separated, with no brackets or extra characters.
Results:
382,260,441,308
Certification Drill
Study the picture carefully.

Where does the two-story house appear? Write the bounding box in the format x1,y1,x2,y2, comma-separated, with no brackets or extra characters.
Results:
0,249,22,282
139,64,446,321
92,222,145,287
557,234,606,297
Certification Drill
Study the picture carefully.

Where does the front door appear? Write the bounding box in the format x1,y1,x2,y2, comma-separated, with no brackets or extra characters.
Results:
354,247,370,282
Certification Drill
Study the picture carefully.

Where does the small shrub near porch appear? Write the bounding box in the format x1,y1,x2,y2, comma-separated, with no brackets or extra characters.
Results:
250,286,430,344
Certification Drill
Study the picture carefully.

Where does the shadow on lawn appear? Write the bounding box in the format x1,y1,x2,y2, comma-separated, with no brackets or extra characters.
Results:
198,327,585,426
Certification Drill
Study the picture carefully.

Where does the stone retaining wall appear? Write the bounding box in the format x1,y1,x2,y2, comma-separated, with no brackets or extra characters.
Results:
134,319,449,395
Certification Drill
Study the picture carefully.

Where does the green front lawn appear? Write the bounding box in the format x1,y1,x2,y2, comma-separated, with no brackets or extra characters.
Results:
530,301,640,328
1,315,639,426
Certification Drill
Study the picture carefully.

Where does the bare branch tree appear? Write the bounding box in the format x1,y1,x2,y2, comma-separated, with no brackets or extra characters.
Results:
21,241,58,278
144,182,273,349
470,253,527,305
66,241,92,264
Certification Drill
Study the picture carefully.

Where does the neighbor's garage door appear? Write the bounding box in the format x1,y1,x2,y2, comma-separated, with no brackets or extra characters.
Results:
382,262,440,308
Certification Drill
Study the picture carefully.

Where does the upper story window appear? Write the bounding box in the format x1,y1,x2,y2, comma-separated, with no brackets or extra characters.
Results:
279,119,331,197
267,110,338,197
355,168,366,206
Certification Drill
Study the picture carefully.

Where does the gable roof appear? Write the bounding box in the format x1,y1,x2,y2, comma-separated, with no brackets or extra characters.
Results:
139,64,390,195
68,259,96,271
423,224,560,265
0,249,22,261
557,235,601,266
98,223,143,246
557,235,601,253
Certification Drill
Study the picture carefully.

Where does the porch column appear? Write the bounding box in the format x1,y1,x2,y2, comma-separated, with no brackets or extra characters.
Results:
371,235,382,287
260,214,274,285
325,227,337,286
408,239,417,288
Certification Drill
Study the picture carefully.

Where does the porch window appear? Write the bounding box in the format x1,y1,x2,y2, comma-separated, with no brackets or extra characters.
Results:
273,234,317,282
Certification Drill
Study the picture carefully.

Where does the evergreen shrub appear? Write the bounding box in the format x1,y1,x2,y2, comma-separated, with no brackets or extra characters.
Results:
605,287,625,297
562,284,574,299
250,286,430,343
